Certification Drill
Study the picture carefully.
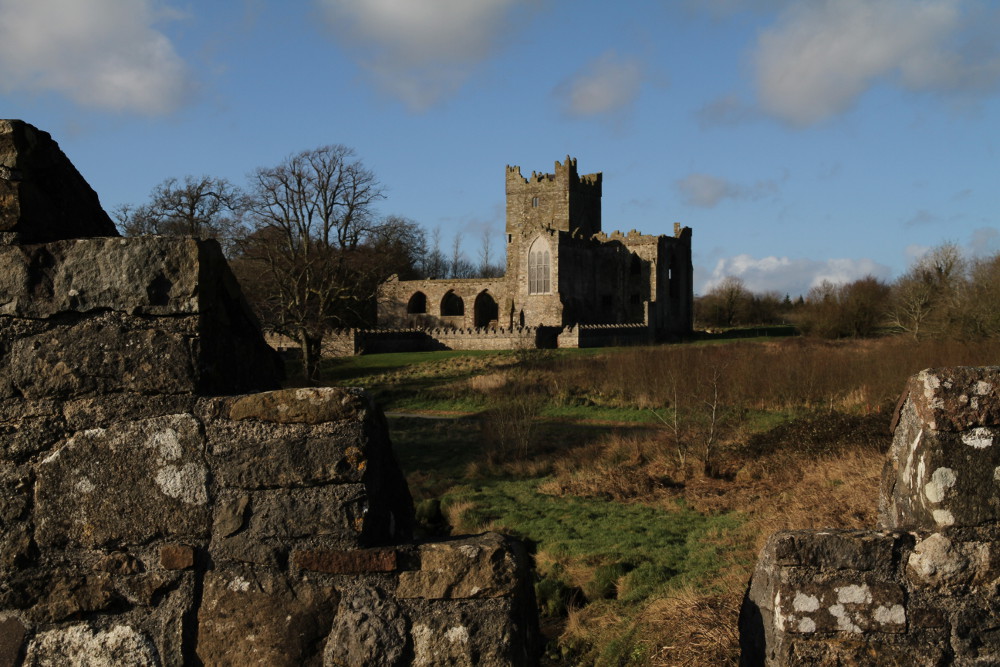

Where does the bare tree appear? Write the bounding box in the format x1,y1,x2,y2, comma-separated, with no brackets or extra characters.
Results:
419,226,448,279
448,231,477,278
236,145,384,381
477,227,504,278
888,243,967,339
114,175,243,254
698,276,750,328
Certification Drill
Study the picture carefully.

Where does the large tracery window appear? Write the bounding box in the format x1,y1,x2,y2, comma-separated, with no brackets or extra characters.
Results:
528,237,551,294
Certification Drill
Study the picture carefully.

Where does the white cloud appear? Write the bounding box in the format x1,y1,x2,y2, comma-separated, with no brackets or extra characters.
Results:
317,0,531,110
702,253,891,296
675,172,779,208
555,51,644,117
753,0,1000,126
0,0,192,115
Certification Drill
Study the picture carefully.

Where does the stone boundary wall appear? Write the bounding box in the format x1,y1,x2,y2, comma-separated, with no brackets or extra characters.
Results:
321,326,560,355
557,323,652,349
740,366,1000,665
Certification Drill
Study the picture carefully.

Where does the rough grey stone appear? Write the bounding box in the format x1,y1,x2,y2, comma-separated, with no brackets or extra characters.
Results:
0,119,118,244
403,598,536,667
5,314,198,400
0,616,25,667
34,414,211,548
24,624,159,667
397,532,527,600
196,567,336,666
0,238,282,397
880,383,1000,531
325,586,410,667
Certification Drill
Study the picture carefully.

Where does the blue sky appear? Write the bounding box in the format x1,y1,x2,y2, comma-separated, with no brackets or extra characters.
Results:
2,0,998,296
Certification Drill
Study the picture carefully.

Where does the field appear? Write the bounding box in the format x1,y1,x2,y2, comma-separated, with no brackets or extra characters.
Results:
318,335,1000,665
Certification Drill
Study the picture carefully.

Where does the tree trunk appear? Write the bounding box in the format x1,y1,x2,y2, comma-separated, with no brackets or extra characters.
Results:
299,329,323,384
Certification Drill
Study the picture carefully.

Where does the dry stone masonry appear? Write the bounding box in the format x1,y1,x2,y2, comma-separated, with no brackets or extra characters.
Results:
0,120,539,666
740,366,1000,665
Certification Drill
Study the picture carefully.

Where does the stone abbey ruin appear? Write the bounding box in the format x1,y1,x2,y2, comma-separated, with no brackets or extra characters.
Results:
4,119,1000,665
0,119,538,664
361,157,693,354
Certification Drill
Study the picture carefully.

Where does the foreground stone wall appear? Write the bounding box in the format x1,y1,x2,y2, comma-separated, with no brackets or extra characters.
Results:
0,236,283,396
740,366,1000,665
0,120,540,665
1,388,537,665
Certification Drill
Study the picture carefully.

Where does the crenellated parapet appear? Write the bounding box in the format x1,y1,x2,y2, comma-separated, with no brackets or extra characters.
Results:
505,156,602,237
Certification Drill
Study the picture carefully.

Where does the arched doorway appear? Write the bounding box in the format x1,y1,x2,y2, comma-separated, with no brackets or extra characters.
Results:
440,290,464,317
407,291,427,314
473,291,499,328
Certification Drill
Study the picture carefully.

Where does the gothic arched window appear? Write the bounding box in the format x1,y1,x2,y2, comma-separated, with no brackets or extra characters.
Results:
528,237,550,294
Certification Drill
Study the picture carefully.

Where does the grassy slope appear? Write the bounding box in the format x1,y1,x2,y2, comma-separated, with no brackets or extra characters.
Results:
320,336,1000,666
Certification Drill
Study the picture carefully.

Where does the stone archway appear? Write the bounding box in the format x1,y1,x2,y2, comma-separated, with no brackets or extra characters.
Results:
407,291,427,314
473,291,499,328
440,290,465,317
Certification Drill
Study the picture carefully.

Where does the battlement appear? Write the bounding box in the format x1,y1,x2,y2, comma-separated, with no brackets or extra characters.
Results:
506,156,602,190
506,156,602,237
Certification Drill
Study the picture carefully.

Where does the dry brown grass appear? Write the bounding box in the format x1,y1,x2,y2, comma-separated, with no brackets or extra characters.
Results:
561,337,1000,417
532,410,890,665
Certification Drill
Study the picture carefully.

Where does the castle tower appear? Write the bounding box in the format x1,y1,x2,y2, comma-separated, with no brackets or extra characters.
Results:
505,156,602,238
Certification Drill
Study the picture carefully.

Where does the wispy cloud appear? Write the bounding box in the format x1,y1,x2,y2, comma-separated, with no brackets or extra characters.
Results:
0,0,193,115
752,0,1000,126
702,253,891,296
316,0,533,111
554,51,645,118
675,172,779,208
696,94,758,128
969,227,1000,257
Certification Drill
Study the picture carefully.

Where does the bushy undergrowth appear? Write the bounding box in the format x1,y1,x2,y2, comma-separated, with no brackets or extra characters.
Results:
372,335,1000,665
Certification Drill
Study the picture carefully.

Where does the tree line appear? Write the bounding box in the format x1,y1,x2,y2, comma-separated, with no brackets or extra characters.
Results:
115,145,503,380
696,243,1000,340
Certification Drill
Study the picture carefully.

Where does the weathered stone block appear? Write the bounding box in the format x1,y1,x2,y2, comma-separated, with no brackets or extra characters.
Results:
34,414,211,548
207,388,414,546
5,315,198,400
740,529,912,665
880,386,1000,531
769,529,905,573
902,367,1000,432
0,239,197,317
206,418,371,488
227,386,370,424
291,547,398,574
0,617,25,667
0,238,282,397
24,624,159,667
196,567,337,666
403,598,536,667
159,545,194,571
397,533,527,600
325,585,410,667
240,484,369,542
0,119,118,244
